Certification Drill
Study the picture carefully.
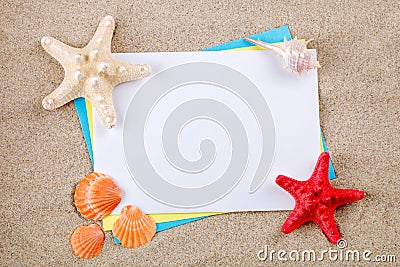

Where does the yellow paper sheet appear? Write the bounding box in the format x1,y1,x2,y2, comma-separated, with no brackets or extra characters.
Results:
102,212,222,231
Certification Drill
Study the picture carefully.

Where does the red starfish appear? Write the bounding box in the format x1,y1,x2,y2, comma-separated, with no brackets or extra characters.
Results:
276,152,364,244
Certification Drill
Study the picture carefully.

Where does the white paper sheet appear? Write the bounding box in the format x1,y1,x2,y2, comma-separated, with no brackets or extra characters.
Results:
94,50,320,214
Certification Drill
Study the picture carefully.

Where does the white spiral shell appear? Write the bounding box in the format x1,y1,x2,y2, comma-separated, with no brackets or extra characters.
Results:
244,37,321,76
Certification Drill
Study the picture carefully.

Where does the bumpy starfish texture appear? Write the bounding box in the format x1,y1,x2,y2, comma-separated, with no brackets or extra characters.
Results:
41,15,151,128
276,152,364,244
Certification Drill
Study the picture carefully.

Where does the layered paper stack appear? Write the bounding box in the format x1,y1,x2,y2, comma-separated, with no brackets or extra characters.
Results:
74,25,336,238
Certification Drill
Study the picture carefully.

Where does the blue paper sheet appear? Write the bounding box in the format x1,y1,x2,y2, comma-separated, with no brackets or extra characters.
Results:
203,25,291,51
74,98,93,163
321,129,336,178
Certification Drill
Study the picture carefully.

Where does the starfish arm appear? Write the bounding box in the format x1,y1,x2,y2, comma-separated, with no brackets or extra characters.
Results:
110,60,152,84
332,188,364,208
314,210,341,244
310,152,330,183
86,16,115,53
42,77,81,110
41,36,79,69
281,206,310,234
276,175,304,197
84,81,116,128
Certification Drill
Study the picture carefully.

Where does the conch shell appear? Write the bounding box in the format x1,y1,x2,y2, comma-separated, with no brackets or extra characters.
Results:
70,224,105,259
244,37,321,76
112,205,156,248
74,172,123,220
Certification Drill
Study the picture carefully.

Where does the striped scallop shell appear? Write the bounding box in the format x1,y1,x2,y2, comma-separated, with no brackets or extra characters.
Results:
74,172,123,220
244,37,321,76
70,224,105,259
112,205,156,248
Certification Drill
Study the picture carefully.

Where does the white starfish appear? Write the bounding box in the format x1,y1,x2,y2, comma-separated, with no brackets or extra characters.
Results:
41,15,151,128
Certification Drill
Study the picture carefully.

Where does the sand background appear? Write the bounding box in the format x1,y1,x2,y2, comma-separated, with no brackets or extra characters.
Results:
0,1,399,266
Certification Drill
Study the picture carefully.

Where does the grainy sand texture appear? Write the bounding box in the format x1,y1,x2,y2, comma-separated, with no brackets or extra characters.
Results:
1,1,399,266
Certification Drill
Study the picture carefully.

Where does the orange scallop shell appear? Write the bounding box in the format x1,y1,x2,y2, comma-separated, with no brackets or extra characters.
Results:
74,172,123,220
70,224,105,259
112,205,156,248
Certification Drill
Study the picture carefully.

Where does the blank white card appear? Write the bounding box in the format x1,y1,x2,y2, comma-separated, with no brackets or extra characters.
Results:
93,50,320,214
